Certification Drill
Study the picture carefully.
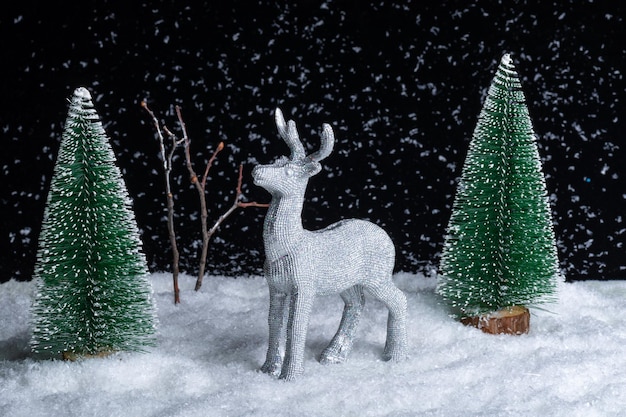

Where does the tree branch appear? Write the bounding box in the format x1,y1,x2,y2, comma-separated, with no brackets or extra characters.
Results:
141,100,182,304
146,104,269,293
207,164,269,237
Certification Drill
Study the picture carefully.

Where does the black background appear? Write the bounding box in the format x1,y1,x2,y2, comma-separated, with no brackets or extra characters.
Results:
2,1,625,282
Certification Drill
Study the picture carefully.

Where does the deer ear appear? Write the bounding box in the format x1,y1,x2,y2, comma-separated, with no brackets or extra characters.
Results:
304,161,322,177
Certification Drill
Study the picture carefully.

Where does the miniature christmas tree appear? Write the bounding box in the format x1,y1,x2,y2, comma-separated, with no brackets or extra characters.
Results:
31,87,157,357
437,54,559,333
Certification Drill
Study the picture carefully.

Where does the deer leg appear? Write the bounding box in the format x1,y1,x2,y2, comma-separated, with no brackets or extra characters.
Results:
366,283,408,362
280,287,314,380
261,287,286,376
320,285,365,364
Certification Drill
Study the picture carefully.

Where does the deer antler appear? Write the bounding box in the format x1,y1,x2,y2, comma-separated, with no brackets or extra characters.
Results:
275,108,306,160
308,123,334,162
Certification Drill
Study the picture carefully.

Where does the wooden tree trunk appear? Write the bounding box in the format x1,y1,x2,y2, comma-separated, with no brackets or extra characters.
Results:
461,305,530,335
63,350,115,361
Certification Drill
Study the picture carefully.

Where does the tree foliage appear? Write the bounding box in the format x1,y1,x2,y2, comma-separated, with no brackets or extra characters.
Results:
437,54,559,317
31,87,157,355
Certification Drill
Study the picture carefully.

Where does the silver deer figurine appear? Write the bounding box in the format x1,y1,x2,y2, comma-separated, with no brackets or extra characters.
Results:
252,108,408,380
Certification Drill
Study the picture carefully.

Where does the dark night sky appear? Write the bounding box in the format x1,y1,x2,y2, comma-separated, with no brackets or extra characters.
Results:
2,1,626,282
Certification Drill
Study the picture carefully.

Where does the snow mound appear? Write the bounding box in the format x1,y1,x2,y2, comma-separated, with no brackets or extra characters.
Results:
1,273,626,416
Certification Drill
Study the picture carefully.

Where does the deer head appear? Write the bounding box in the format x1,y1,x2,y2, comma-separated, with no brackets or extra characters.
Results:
252,108,335,197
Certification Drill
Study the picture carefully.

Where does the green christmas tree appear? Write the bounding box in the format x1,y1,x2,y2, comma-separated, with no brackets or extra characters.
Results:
31,87,157,356
437,54,559,319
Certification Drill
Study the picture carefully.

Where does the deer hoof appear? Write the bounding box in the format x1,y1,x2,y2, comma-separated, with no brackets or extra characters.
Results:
320,334,353,364
279,365,304,381
320,346,349,364
320,353,345,365
320,354,345,364
260,358,282,376
382,344,407,362
382,337,408,362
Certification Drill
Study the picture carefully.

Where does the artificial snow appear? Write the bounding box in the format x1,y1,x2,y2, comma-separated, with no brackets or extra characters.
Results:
1,272,625,416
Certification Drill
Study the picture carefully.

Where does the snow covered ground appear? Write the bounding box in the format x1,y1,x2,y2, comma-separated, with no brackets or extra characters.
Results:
1,272,626,416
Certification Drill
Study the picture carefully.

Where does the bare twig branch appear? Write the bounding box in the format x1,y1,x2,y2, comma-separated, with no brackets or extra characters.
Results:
193,160,268,291
141,100,182,304
206,164,269,238
176,105,224,291
235,164,269,209
202,142,225,189
148,104,269,293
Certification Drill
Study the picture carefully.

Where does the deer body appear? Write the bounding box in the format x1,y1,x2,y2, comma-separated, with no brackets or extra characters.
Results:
253,109,408,380
265,218,394,295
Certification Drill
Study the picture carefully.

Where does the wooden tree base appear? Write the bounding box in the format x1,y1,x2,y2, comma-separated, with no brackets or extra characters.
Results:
461,305,530,335
62,350,115,361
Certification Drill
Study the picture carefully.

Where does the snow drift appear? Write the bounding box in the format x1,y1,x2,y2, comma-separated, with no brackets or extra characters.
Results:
1,273,626,416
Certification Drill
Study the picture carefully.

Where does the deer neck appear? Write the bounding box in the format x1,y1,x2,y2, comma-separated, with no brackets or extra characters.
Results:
263,193,306,260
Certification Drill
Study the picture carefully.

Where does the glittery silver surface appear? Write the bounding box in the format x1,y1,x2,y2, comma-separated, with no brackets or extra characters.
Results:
253,108,408,380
